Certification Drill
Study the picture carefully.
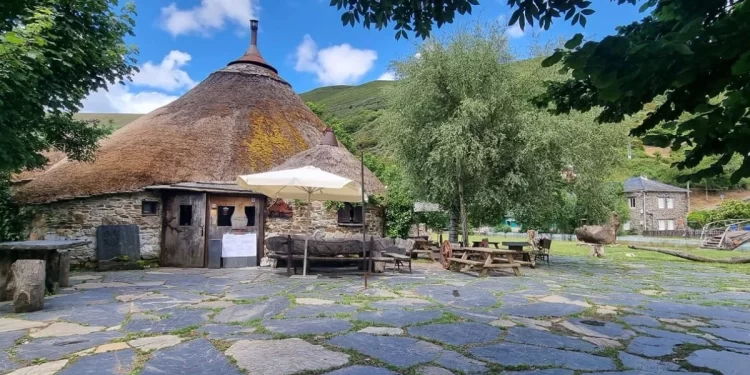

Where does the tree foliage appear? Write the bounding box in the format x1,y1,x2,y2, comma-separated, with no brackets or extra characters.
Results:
0,0,138,175
384,23,626,235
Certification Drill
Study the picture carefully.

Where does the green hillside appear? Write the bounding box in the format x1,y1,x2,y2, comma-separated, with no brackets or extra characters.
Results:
74,113,142,130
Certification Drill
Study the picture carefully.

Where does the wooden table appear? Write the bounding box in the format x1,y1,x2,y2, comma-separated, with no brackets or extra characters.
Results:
443,246,534,277
0,240,88,296
472,241,499,248
502,241,535,263
411,239,439,262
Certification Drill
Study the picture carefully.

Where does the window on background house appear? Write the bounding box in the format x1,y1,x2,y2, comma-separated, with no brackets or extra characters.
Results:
245,206,256,226
179,205,192,226
667,219,675,230
337,203,363,225
218,206,235,227
658,220,667,231
623,221,631,231
628,198,636,208
666,198,674,209
658,197,665,209
142,201,159,215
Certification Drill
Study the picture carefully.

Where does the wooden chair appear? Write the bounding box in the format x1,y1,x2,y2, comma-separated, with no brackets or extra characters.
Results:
534,238,552,265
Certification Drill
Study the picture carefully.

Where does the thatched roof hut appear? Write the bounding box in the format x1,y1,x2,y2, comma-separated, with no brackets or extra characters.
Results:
272,129,385,195
14,20,326,204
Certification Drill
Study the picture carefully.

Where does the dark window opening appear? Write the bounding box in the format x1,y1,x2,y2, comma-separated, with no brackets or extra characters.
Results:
245,206,256,226
179,205,192,226
142,201,159,215
218,206,235,227
337,203,363,225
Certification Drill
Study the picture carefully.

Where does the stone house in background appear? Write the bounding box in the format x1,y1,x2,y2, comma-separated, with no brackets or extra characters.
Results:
623,176,689,233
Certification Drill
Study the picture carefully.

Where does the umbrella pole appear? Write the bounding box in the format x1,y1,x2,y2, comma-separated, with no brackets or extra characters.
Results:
303,193,311,277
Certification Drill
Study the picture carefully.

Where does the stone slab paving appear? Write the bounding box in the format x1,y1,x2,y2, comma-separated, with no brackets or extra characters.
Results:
57,349,136,375
407,322,502,346
323,365,399,375
503,326,598,352
227,338,349,375
469,343,616,371
329,333,442,368
264,318,352,335
140,339,242,375
0,258,747,374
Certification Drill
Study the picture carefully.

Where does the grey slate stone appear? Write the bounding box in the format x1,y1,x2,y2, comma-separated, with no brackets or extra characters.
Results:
620,315,660,328
566,318,634,339
57,349,136,375
356,309,442,327
124,308,206,333
687,349,750,375
0,330,25,350
328,333,442,367
214,296,289,323
283,304,357,319
711,319,750,331
435,350,488,374
140,339,242,375
264,318,352,335
496,302,586,318
645,301,750,323
701,327,750,344
631,326,709,345
469,343,616,371
585,371,712,375
323,365,399,375
224,285,286,300
16,331,124,360
618,351,681,372
408,322,501,346
626,336,683,357
0,352,18,374
415,285,499,308
198,324,271,340
504,370,574,375
504,327,598,352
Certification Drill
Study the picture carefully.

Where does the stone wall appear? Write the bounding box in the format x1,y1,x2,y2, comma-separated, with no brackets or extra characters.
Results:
626,191,689,233
28,191,163,264
265,200,384,239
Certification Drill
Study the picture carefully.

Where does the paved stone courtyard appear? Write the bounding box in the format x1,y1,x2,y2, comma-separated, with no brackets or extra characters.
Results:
0,256,749,375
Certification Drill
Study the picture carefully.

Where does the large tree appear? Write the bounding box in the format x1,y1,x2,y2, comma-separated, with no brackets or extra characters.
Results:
384,23,626,241
0,0,138,175
332,0,750,183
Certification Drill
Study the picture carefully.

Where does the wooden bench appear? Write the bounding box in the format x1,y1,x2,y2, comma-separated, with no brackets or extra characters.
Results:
383,252,412,273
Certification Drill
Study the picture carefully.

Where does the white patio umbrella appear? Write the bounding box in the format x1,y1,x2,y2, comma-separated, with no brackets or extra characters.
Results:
236,166,366,276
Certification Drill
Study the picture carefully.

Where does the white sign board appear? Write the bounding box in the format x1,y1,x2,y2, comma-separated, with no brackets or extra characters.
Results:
222,233,257,258
414,201,442,212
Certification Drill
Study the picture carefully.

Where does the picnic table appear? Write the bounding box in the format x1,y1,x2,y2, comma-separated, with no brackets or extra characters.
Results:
0,240,88,296
410,238,439,262
439,242,534,277
472,240,500,248
502,241,535,263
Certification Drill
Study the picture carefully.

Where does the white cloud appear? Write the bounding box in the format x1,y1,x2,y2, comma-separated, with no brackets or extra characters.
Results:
82,50,196,114
506,23,525,38
414,52,422,59
81,85,179,114
294,35,378,85
132,50,196,91
377,71,396,81
161,0,258,37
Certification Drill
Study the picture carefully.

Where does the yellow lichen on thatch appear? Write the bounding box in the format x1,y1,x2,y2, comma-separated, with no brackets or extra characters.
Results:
245,110,308,172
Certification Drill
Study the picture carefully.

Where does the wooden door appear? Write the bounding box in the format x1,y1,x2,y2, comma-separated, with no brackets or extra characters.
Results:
161,192,206,267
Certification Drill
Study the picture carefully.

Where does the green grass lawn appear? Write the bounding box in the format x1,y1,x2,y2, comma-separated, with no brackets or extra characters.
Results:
430,233,750,273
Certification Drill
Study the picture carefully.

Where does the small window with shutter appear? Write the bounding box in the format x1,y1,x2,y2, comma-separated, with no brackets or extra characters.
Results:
337,203,363,225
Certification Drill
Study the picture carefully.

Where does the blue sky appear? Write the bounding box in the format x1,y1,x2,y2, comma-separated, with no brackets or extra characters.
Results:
82,0,646,114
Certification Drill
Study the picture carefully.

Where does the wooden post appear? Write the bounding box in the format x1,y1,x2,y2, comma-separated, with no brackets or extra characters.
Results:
286,235,293,276
11,260,46,313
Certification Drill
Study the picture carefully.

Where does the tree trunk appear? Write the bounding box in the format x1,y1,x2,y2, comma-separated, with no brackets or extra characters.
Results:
449,205,458,243
10,260,46,313
458,180,468,248
628,245,750,264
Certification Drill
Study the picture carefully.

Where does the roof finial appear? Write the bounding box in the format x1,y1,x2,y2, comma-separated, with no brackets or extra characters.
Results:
250,19,258,47
320,128,338,146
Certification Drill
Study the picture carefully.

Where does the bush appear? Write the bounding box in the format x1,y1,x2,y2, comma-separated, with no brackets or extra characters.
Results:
709,200,750,221
687,210,710,229
494,224,512,233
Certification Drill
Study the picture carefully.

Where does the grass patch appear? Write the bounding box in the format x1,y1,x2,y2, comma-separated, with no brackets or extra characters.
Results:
231,296,270,305
169,324,200,337
127,351,151,375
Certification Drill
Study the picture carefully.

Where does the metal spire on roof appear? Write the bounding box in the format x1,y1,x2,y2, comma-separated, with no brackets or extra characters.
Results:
228,19,278,74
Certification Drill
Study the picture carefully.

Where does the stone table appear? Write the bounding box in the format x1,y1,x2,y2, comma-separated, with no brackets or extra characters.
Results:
0,239,88,295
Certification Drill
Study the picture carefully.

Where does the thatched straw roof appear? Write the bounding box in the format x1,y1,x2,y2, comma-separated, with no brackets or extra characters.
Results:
14,22,326,204
11,150,68,184
272,129,385,195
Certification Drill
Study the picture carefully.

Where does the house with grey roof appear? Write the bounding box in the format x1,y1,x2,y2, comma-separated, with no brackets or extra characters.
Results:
623,176,689,233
